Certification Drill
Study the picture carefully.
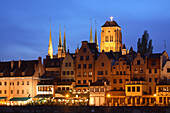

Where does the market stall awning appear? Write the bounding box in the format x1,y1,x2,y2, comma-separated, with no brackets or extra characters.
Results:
0,97,7,100
34,95,53,98
9,97,31,101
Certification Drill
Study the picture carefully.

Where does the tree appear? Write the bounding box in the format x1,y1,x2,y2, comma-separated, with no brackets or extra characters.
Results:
137,30,153,56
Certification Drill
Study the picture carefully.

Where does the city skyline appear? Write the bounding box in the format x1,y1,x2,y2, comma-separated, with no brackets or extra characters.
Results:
0,0,170,61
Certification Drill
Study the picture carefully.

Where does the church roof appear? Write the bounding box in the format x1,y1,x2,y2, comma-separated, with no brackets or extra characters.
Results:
102,20,120,27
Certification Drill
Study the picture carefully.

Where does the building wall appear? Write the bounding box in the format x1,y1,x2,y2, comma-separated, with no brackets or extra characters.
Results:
161,60,170,79
75,41,95,85
100,26,122,52
111,58,131,90
95,52,112,81
61,53,75,80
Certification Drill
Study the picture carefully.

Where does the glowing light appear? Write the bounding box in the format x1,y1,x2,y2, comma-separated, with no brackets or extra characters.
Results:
107,94,110,97
76,95,78,98
154,94,156,96
66,94,69,98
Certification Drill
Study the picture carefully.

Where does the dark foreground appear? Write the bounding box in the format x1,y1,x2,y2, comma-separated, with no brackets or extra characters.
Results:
0,106,170,113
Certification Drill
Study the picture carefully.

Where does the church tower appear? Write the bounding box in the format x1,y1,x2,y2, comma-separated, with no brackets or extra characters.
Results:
58,26,63,58
95,21,99,50
48,22,53,59
100,17,122,52
63,26,66,53
89,19,93,43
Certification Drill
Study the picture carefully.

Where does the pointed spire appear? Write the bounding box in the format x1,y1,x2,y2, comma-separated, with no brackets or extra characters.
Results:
130,46,134,52
58,25,62,47
63,25,66,52
89,19,93,43
95,20,98,46
48,20,53,59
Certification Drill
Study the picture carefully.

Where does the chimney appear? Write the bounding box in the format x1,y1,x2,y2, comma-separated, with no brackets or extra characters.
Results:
18,60,21,68
11,60,14,69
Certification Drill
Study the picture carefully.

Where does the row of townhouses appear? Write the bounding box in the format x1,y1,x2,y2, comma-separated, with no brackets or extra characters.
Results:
0,18,170,106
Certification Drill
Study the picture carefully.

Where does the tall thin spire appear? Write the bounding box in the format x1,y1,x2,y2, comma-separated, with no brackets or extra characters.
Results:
95,20,98,46
89,19,93,43
48,20,53,59
63,25,66,52
58,25,62,47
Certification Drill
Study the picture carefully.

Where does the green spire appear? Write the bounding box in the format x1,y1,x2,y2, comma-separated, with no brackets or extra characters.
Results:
63,26,66,52
48,21,53,59
89,19,93,43
58,26,62,47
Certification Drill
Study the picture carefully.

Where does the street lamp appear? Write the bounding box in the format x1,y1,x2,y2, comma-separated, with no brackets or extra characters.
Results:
154,94,156,96
66,94,69,98
107,94,110,98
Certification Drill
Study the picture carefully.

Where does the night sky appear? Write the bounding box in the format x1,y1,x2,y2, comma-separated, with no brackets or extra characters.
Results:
0,0,170,61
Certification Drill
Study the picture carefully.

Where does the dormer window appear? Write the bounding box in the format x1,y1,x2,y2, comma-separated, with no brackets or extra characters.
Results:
137,60,140,65
83,48,86,52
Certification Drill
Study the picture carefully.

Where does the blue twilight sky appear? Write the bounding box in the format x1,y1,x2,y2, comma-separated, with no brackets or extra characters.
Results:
0,0,170,61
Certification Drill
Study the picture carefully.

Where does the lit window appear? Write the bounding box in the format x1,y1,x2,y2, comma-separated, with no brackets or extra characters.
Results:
95,88,99,92
90,88,94,92
83,72,86,77
27,81,29,85
105,36,109,42
22,81,24,85
88,72,92,77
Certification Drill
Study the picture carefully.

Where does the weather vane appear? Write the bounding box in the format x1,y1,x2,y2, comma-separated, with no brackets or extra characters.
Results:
110,16,113,21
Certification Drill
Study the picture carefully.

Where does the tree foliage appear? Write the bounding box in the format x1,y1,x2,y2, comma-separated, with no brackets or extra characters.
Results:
137,30,153,56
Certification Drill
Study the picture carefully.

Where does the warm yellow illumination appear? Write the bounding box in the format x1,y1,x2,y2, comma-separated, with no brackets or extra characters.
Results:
107,94,110,98
154,94,156,96
66,94,69,98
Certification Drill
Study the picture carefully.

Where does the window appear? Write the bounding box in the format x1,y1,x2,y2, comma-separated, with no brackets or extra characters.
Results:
67,71,70,75
11,90,13,94
167,68,170,73
102,30,104,32
78,64,81,69
155,69,157,73
83,64,86,69
71,71,74,75
83,72,86,77
100,88,104,92
69,63,71,67
62,87,65,90
90,88,94,92
98,71,103,75
86,56,89,60
152,61,156,65
66,87,69,90
78,72,81,77
95,88,99,92
89,80,92,83
17,81,19,85
105,36,108,42
4,82,7,86
105,71,108,75
140,68,143,73
80,56,83,61
17,90,19,94
110,36,113,42
137,87,140,92
83,48,86,52
102,63,104,67
0,90,1,94
65,63,68,67
88,64,92,68
27,81,29,85
149,78,152,82
22,81,24,85
4,90,7,94
63,71,66,75
132,87,135,92
120,87,123,90
128,87,131,92
0,82,1,85
58,87,61,90
119,79,122,83
159,97,162,103
155,78,157,83
83,80,86,84
117,71,119,75
113,79,117,83
149,69,152,74
137,60,140,65
120,71,122,75
124,71,126,75
10,82,12,85
22,90,24,94
125,79,129,81
113,87,117,90
88,72,92,77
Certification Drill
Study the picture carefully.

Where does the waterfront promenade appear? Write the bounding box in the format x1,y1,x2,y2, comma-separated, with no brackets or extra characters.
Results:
0,106,170,113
